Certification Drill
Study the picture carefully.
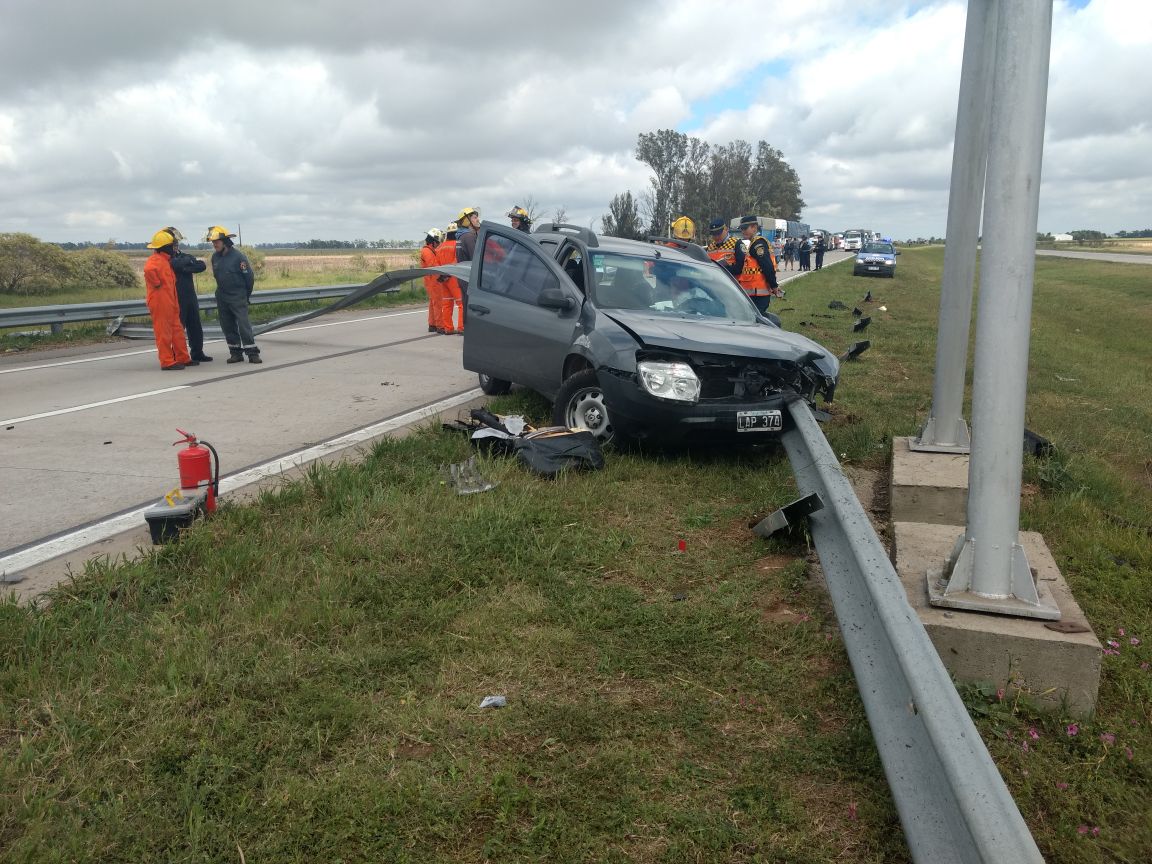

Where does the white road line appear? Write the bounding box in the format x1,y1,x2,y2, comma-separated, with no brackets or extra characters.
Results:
0,388,482,580
1,386,190,426
0,309,423,376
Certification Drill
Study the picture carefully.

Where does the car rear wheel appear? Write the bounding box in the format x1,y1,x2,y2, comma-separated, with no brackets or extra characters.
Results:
478,372,512,396
553,369,614,442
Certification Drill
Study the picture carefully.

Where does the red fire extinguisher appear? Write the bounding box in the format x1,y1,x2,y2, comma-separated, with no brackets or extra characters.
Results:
173,429,220,513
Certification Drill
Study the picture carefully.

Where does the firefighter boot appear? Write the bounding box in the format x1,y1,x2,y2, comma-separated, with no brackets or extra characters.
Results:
245,349,263,365
227,349,245,364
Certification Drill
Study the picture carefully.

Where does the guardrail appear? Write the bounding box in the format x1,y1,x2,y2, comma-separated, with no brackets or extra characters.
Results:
0,285,363,332
780,398,1044,864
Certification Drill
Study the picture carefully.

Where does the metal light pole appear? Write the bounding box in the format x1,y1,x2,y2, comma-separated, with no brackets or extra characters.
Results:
913,0,998,454
929,0,1061,620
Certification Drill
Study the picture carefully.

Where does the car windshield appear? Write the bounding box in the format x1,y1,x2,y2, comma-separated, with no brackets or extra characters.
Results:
588,252,759,323
862,243,894,254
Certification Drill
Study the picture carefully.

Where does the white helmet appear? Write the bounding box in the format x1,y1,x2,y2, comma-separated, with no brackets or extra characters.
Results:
427,228,444,242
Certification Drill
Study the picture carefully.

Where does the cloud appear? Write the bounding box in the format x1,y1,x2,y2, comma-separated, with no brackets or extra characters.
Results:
0,0,1146,243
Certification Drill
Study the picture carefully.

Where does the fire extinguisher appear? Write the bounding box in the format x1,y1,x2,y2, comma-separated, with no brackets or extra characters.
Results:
173,429,220,513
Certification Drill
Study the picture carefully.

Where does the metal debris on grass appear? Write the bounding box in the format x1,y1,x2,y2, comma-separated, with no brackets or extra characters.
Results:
446,456,497,494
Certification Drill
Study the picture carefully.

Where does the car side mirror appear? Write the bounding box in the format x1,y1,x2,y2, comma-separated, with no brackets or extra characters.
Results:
538,288,575,312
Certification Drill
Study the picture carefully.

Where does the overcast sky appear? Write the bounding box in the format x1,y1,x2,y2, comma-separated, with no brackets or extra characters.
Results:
1,0,1147,245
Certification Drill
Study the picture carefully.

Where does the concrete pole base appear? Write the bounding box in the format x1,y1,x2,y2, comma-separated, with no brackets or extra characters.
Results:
911,415,972,454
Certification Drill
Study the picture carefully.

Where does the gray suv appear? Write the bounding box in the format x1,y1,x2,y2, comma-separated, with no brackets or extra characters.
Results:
439,222,839,444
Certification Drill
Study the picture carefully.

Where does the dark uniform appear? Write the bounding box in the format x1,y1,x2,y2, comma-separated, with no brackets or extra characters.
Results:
210,245,258,360
170,251,209,361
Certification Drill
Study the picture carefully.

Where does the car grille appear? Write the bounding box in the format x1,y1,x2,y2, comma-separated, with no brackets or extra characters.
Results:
694,358,812,401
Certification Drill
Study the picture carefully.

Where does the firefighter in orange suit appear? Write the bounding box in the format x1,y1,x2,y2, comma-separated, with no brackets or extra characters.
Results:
420,228,446,333
436,222,463,334
705,217,746,279
143,229,193,370
737,215,781,315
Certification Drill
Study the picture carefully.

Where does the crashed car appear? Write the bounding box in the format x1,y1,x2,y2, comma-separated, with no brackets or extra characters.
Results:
435,222,839,444
853,241,898,278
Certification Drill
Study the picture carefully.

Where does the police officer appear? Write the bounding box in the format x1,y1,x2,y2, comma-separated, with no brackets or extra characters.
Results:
737,215,780,314
507,205,531,233
205,225,260,363
704,217,745,279
165,227,211,363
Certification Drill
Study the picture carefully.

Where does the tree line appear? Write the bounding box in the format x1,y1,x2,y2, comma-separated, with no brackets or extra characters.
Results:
602,130,805,240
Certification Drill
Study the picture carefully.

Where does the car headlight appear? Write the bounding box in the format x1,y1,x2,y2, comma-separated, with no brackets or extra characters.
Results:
638,360,700,402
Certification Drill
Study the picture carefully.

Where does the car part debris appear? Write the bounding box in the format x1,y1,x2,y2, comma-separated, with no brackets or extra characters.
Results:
446,456,497,494
1023,429,1054,458
863,291,873,302
878,305,887,311
479,695,507,709
852,306,863,317
753,492,825,538
853,316,872,333
840,341,871,362
828,300,848,310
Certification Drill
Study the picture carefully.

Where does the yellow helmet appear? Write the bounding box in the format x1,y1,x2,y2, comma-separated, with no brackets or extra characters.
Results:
507,206,530,223
671,216,696,241
204,225,236,241
146,229,175,249
456,207,479,224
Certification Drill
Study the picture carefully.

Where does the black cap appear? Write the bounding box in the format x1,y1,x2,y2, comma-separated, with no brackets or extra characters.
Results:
738,215,759,228
708,218,726,232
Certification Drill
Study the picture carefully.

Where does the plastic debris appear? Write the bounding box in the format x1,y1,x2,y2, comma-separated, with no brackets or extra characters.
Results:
753,492,825,538
479,695,507,709
853,316,872,333
839,340,871,362
879,305,888,311
446,456,497,494
828,300,847,310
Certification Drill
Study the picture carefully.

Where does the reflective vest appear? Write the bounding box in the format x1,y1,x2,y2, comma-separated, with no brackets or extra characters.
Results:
706,234,739,270
737,237,775,297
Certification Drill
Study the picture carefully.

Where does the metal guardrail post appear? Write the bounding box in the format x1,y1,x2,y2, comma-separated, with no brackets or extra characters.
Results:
931,0,1060,620
782,400,1045,863
913,0,998,454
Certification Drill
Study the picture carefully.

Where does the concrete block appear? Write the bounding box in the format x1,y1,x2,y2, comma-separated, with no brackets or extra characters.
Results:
891,436,969,525
893,521,1102,717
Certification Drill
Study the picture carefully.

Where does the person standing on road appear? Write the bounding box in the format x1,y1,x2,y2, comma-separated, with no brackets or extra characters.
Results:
205,225,260,364
798,235,812,272
165,227,211,363
704,217,745,279
507,205,532,233
782,237,796,271
437,222,464,334
420,228,448,334
455,207,481,262
814,234,827,270
736,215,781,315
143,229,193,370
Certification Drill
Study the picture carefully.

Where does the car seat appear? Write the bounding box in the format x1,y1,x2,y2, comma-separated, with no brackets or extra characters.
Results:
598,269,653,309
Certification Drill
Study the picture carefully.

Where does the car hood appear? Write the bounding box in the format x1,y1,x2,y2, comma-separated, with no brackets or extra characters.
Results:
603,310,838,376
857,252,895,262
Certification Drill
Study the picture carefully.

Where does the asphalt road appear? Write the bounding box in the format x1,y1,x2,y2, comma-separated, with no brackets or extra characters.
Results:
1035,249,1152,265
0,307,477,557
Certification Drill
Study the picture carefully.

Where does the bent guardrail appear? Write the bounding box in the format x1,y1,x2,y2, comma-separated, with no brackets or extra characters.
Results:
780,398,1044,864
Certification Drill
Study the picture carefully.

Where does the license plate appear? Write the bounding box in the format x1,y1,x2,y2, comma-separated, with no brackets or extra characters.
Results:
867,266,880,271
737,409,783,432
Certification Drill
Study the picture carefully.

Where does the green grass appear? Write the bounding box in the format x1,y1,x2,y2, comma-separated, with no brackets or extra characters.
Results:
2,249,1150,862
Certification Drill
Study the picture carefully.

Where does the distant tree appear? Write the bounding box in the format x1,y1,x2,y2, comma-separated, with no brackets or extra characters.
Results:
601,191,643,239
553,205,568,225
0,233,73,295
517,195,543,226
1036,232,1054,242
750,141,804,220
636,129,689,236
708,140,755,224
1070,229,1107,243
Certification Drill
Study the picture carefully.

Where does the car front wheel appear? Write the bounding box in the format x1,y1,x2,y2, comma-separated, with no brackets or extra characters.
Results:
553,369,614,442
478,372,512,395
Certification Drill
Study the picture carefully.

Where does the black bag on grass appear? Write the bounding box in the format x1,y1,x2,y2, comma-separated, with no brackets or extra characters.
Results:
512,430,604,477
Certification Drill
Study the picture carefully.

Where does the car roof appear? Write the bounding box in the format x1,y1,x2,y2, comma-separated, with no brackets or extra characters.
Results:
531,222,709,264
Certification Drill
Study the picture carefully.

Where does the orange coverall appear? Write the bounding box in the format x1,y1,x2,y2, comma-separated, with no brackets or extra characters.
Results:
436,238,463,333
420,242,445,332
143,251,191,368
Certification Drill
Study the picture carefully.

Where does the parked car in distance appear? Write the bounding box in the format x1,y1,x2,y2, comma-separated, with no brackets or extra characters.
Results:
435,222,840,445
853,242,898,277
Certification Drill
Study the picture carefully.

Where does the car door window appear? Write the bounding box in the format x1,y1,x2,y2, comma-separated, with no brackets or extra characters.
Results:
477,233,560,305
558,246,586,293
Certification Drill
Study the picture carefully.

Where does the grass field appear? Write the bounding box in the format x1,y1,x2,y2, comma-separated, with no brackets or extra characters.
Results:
1,249,1150,862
